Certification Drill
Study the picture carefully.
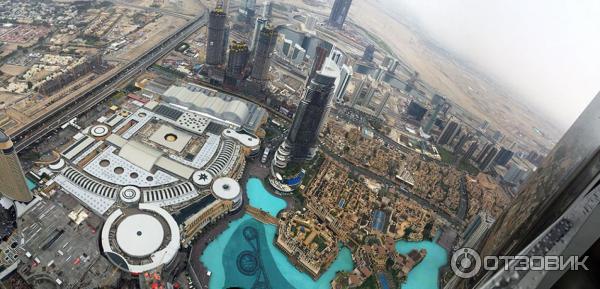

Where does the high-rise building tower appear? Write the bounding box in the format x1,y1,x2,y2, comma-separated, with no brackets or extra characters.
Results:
453,133,469,154
362,44,375,62
273,59,339,166
421,94,446,136
351,76,373,107
330,49,345,67
0,130,33,202
328,0,352,28
250,17,268,52
493,146,514,166
437,120,461,145
225,41,250,86
250,26,277,81
462,211,495,249
206,5,227,66
406,100,428,122
375,91,391,118
250,1,272,52
334,64,352,103
475,142,492,163
308,41,333,81
463,140,479,160
478,146,498,171
238,0,256,23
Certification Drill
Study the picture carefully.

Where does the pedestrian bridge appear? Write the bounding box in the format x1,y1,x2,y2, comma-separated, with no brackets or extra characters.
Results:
246,206,279,225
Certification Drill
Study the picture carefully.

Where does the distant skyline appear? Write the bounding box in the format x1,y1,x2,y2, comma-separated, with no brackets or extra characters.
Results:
380,0,600,130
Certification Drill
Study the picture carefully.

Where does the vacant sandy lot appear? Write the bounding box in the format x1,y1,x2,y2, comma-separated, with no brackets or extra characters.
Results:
113,15,189,61
0,64,28,76
116,0,205,16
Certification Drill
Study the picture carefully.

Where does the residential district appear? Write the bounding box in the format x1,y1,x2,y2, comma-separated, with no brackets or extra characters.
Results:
0,1,550,289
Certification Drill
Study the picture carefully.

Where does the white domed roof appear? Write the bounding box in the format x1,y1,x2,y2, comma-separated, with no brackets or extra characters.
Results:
212,177,241,200
115,214,164,258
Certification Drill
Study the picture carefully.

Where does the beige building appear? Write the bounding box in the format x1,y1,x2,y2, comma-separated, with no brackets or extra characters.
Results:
0,129,33,202
182,199,232,245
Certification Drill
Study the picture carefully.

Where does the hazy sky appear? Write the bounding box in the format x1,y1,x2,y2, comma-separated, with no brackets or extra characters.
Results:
380,0,600,129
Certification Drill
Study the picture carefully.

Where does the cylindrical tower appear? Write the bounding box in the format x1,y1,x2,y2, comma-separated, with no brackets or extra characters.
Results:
226,41,250,80
276,58,339,162
0,130,33,202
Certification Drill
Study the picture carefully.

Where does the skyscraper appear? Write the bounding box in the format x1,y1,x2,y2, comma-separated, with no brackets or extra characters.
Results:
493,147,514,166
437,120,461,145
421,94,446,136
328,0,352,28
308,40,333,81
406,100,428,121
238,0,256,23
333,64,352,103
462,212,495,249
463,140,479,160
330,49,345,67
225,41,250,86
475,142,492,164
250,26,277,81
351,76,373,107
375,91,391,118
250,17,268,52
453,133,469,154
206,6,227,66
250,1,272,52
273,58,339,166
0,130,33,202
362,44,375,62
478,146,498,171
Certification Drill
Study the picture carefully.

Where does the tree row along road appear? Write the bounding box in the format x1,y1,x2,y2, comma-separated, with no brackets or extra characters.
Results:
13,10,208,152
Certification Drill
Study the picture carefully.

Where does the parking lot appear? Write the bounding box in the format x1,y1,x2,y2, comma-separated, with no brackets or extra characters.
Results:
15,197,116,288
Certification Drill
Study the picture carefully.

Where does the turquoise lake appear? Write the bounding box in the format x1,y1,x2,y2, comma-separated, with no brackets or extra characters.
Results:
200,178,447,289
200,178,354,289
395,240,448,289
245,178,287,216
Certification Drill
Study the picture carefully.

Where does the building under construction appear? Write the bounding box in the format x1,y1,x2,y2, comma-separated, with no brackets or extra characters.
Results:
206,5,228,66
225,41,250,87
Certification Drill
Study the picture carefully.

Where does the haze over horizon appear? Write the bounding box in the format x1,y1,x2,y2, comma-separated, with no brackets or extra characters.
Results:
379,0,600,131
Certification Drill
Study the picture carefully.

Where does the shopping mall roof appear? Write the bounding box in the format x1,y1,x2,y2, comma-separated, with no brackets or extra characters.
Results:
212,177,241,201
115,213,164,258
163,86,250,125
118,141,163,172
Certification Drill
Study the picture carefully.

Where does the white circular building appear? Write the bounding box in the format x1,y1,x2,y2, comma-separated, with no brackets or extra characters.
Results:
212,177,242,211
90,125,110,137
101,204,180,273
119,186,141,204
191,170,213,187
116,214,163,258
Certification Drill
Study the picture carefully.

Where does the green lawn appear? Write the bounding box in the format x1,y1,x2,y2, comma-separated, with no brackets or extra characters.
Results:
437,147,480,175
356,276,378,289
437,147,457,164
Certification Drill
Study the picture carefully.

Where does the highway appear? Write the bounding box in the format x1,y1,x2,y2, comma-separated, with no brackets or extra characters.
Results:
13,11,208,152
